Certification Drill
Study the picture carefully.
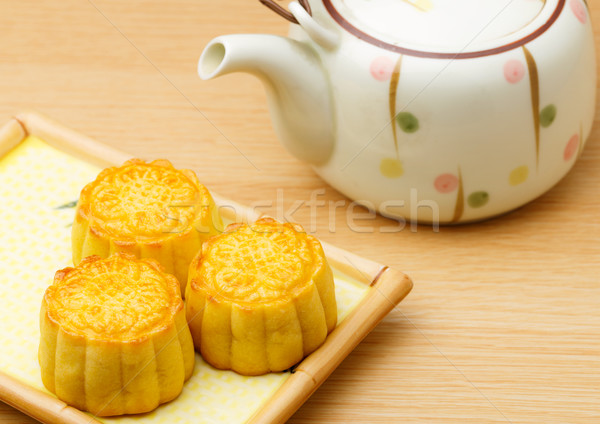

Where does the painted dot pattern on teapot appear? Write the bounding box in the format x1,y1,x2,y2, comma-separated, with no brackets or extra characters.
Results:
396,112,419,133
370,56,395,81
434,174,459,194
367,7,589,222
540,105,557,128
468,191,490,208
570,0,587,24
509,166,529,186
503,60,525,84
380,158,404,178
564,134,579,161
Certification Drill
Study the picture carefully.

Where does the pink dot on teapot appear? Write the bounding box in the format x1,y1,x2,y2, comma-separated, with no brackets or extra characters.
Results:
564,134,579,161
434,174,459,193
503,60,525,84
370,56,395,81
570,0,587,24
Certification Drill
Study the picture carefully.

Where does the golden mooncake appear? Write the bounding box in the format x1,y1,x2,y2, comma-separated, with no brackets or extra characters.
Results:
39,253,195,416
72,159,222,293
185,217,337,376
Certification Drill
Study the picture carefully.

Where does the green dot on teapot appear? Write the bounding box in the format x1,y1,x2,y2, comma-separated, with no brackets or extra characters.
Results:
467,191,489,208
540,105,557,128
395,112,419,133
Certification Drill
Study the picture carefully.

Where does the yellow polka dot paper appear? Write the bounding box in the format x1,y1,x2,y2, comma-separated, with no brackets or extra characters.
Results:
0,136,368,423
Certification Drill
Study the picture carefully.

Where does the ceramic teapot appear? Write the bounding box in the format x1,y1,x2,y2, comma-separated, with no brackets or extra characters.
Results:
198,0,596,223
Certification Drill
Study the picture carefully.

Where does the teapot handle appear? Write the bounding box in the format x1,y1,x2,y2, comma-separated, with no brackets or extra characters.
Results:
259,0,339,49
289,1,339,49
259,0,309,24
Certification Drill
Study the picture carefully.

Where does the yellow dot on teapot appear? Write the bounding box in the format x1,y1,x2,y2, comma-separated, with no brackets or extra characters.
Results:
380,158,404,178
402,0,433,12
509,165,529,186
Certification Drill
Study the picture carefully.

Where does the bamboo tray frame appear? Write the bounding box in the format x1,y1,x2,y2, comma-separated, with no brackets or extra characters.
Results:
0,112,413,424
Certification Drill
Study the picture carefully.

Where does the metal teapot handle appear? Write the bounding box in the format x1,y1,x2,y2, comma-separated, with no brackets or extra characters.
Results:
259,0,339,49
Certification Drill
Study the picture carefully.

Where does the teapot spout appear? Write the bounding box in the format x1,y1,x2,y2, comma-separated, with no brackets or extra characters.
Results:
199,34,334,165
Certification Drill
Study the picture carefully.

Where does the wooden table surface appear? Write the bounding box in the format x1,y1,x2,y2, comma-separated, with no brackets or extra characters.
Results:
1,1,598,423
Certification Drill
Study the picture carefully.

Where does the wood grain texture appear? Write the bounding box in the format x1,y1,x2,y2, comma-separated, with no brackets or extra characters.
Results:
0,1,598,423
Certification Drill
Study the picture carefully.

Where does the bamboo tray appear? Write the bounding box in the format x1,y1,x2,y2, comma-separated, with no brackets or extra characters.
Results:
0,112,413,424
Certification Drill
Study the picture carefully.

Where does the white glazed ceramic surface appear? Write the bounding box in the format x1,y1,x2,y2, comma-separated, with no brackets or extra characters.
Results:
199,0,596,223
331,0,545,52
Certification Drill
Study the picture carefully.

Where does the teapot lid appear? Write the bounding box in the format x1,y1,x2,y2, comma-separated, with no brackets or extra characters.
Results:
324,0,558,56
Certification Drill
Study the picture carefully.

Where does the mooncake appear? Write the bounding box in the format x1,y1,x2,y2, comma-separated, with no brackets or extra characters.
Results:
185,217,337,376
72,158,222,293
39,253,195,416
